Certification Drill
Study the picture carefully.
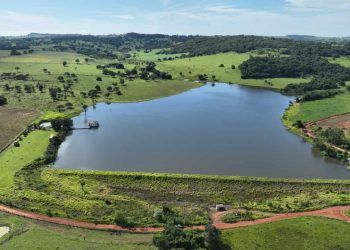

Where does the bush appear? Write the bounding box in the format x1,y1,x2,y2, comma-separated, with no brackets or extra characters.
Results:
0,95,7,105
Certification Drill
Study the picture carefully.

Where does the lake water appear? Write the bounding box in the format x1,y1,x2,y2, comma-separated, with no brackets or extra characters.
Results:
55,83,350,179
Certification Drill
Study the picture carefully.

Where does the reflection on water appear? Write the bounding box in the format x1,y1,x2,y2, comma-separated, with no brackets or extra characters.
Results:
55,83,350,179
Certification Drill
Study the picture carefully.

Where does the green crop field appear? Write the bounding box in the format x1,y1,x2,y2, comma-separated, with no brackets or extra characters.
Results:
157,52,308,89
221,217,350,250
0,212,155,250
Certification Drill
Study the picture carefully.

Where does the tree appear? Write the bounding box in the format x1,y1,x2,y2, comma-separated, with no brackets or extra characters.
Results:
62,61,67,67
75,58,80,64
219,64,225,67
83,104,88,119
96,77,102,81
153,223,205,250
49,88,58,100
0,95,7,106
321,127,346,146
51,118,73,132
204,224,222,250
95,85,101,92
84,58,89,63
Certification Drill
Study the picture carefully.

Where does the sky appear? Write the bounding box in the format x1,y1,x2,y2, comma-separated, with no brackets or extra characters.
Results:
0,0,349,37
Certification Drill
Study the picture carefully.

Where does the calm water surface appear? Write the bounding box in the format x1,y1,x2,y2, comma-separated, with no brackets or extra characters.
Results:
55,83,350,179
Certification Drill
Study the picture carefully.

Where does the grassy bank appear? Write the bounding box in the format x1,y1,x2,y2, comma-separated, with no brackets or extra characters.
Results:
0,130,52,188
1,155,348,227
221,217,350,249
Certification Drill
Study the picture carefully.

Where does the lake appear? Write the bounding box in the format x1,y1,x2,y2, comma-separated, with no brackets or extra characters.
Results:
55,83,350,179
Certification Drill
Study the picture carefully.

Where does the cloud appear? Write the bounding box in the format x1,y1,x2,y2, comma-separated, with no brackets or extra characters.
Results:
111,14,135,20
0,2,349,37
159,0,171,5
285,0,350,11
0,11,59,35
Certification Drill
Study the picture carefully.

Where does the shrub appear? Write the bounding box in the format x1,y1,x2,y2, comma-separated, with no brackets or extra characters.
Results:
0,95,7,106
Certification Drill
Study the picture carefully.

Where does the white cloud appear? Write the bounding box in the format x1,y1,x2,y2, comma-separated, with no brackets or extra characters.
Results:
285,0,350,11
111,14,135,20
0,3,349,37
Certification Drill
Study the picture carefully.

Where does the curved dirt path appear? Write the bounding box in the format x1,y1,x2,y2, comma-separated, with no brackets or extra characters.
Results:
0,204,349,232
212,205,350,230
302,113,350,155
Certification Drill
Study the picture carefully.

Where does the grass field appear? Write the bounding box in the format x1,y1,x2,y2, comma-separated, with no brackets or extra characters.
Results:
131,49,186,61
0,212,155,250
0,130,52,188
157,52,308,89
287,92,350,123
221,217,350,249
0,51,201,113
329,56,350,68
0,107,38,149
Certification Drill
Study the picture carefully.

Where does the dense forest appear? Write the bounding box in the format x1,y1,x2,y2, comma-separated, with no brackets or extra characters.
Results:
3,33,350,59
239,56,350,79
167,35,350,57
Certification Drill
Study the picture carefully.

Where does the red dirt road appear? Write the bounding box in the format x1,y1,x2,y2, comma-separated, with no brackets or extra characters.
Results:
0,204,349,232
212,205,350,230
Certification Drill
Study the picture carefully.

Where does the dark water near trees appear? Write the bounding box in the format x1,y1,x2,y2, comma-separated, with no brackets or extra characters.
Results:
55,83,350,179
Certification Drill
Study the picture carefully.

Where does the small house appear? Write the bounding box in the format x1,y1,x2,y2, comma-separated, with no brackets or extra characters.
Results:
215,204,226,212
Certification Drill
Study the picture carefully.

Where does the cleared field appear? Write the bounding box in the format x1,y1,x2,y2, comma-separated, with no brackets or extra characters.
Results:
0,130,52,188
315,113,350,133
157,52,308,89
0,212,155,250
221,217,350,250
0,107,38,149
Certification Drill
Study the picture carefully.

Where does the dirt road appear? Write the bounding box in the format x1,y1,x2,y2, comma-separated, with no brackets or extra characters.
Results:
0,204,349,232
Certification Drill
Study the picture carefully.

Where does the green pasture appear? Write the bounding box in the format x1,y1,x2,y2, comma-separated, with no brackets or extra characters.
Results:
0,212,155,250
221,217,350,250
329,56,350,68
0,130,52,189
131,49,185,61
157,52,308,89
288,92,350,123
0,51,201,113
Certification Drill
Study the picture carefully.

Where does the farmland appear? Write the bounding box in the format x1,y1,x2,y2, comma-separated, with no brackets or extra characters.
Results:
0,107,38,149
0,33,350,249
